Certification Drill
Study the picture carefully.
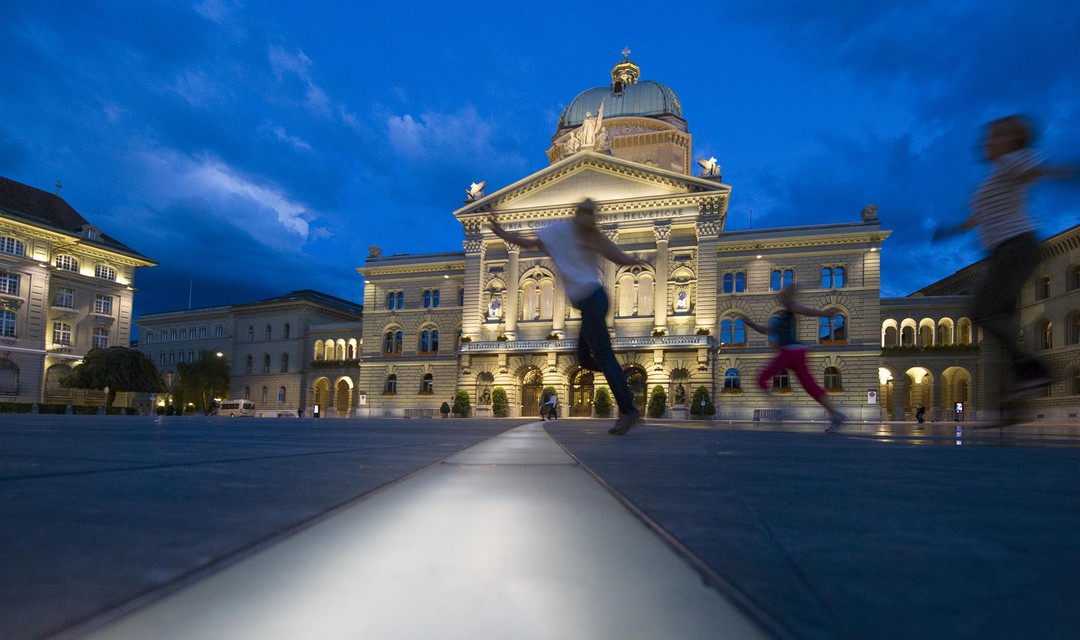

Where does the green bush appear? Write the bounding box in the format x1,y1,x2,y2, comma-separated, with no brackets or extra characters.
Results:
452,390,471,417
689,386,715,417
440,401,451,415
594,387,612,418
492,387,509,417
647,385,667,419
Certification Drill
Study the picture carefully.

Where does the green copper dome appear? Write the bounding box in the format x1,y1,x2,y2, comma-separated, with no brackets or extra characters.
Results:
557,52,683,129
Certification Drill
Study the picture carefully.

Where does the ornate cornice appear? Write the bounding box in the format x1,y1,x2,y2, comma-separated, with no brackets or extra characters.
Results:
696,221,722,239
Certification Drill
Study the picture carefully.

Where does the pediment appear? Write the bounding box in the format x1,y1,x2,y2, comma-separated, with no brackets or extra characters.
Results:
454,151,727,219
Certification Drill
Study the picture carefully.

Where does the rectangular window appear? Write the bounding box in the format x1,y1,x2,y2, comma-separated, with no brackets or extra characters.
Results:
54,288,75,308
199,327,207,338
214,324,224,337
0,272,20,296
52,322,72,346
94,295,114,316
92,328,110,349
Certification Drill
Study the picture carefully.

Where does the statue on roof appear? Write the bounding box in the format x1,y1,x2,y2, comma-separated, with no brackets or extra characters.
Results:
566,100,610,154
465,181,486,200
697,157,721,178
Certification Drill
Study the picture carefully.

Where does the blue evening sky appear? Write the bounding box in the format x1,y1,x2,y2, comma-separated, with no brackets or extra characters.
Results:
2,1,1078,319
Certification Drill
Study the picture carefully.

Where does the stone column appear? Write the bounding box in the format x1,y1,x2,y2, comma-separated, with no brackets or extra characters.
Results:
653,223,670,333
461,239,486,340
694,219,721,337
505,243,520,338
552,266,566,336
602,229,619,328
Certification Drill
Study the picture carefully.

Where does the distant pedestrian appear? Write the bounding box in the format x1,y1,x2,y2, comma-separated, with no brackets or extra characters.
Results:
541,390,558,421
488,199,647,435
739,284,848,433
934,115,1076,406
915,403,926,424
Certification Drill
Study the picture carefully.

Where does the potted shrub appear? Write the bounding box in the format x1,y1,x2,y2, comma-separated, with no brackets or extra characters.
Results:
452,390,471,417
647,385,667,419
492,387,509,417
689,386,715,419
440,401,451,418
594,387,613,418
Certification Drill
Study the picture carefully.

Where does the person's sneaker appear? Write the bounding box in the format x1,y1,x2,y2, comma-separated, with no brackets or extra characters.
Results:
825,412,847,433
608,409,641,435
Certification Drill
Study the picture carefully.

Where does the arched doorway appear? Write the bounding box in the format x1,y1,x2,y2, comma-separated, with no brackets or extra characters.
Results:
312,377,331,415
335,378,353,417
569,368,595,417
521,368,543,417
624,365,648,414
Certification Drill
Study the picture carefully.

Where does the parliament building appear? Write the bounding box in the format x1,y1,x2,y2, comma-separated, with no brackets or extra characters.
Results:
355,53,889,422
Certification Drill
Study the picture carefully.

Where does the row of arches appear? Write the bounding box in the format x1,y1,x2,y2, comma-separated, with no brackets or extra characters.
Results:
881,317,974,347
314,338,358,361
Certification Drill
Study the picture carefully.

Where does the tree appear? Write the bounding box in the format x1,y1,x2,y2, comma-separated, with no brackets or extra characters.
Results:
689,386,716,418
491,387,509,417
175,355,231,412
452,390,471,417
594,387,612,418
62,347,165,411
647,385,667,419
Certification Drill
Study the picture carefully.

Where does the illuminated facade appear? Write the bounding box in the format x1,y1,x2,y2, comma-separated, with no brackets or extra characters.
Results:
0,176,155,406
881,223,1080,422
357,54,888,421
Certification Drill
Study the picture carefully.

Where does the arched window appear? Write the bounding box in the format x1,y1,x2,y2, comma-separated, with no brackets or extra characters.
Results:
263,354,271,373
936,322,954,346
278,386,286,403
314,340,324,360
247,326,254,341
819,314,846,344
883,326,898,347
383,329,403,354
771,269,795,291
918,324,933,346
958,319,973,344
386,291,395,310
265,325,272,340
261,386,268,403
722,272,746,294
724,368,741,390
1,237,26,256
1073,369,1080,396
283,324,290,339
1069,265,1080,291
421,373,434,394
617,274,635,316
420,328,439,354
280,353,289,373
384,374,397,394
54,255,79,272
901,326,916,346
824,366,843,391
720,318,746,346
1035,276,1051,301
245,355,253,374
1038,320,1053,350
1067,312,1080,346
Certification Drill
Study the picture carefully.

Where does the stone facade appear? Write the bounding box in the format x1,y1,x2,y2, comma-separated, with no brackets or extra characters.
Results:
0,176,155,406
135,291,363,415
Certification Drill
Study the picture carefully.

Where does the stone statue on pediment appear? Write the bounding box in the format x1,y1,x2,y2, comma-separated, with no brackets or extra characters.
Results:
368,245,382,259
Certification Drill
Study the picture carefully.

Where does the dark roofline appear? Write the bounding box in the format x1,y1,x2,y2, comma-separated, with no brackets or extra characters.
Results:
0,175,155,264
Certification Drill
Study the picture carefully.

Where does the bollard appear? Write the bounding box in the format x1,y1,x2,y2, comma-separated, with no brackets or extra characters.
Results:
31,403,39,414
65,404,74,415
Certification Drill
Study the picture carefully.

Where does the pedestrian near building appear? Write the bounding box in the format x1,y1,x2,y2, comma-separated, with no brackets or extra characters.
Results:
739,284,848,433
487,198,647,435
934,115,1076,408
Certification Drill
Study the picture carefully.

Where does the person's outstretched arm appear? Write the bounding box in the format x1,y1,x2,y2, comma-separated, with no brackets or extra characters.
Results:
739,313,768,335
487,216,542,250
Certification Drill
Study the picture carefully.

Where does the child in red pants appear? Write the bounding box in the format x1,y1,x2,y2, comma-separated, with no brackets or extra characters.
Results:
740,285,847,432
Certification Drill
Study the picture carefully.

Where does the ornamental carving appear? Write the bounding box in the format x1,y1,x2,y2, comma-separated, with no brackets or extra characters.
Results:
696,220,721,238
653,224,671,243
462,219,484,236
463,239,485,255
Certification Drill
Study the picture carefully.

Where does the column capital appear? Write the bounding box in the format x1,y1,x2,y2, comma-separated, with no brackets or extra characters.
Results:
653,224,671,243
464,239,486,256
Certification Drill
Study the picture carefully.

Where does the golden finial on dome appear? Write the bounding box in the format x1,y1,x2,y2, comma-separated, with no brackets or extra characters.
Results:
611,48,639,93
